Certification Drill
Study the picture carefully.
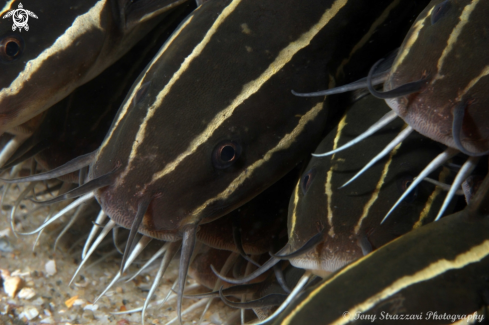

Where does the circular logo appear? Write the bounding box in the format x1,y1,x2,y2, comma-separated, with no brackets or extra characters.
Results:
2,3,38,32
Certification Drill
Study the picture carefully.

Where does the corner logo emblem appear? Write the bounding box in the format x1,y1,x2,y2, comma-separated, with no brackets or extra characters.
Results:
2,3,38,32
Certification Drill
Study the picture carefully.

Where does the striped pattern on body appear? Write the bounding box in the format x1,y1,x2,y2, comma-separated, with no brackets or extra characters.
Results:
385,0,489,154
287,95,452,275
0,0,180,134
88,0,419,240
273,207,489,324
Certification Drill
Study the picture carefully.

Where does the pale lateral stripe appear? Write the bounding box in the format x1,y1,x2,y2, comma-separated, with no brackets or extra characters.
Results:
433,0,480,83
413,167,450,229
138,0,189,24
96,14,194,159
353,143,401,234
288,181,301,238
144,0,348,183
189,102,325,222
282,239,489,325
414,190,440,228
0,0,15,17
391,7,434,74
458,65,489,100
290,74,334,239
329,240,489,325
325,114,348,238
0,1,105,99
336,0,400,77
122,0,244,181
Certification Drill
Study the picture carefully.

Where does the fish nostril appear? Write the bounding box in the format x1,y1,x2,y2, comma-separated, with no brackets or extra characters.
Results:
431,0,451,25
300,168,316,195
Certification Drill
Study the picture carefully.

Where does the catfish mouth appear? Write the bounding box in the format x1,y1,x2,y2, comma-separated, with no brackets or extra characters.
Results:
383,74,448,147
94,186,182,241
92,174,238,242
289,239,363,275
384,81,489,155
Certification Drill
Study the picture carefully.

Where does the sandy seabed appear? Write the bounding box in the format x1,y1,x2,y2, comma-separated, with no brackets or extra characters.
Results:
0,182,235,325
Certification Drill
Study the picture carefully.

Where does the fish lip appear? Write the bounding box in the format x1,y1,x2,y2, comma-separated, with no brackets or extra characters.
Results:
287,238,363,274
289,256,354,274
94,183,190,241
382,72,483,152
96,195,182,241
385,92,488,154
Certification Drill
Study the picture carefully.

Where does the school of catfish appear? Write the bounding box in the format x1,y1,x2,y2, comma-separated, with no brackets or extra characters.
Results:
0,0,488,323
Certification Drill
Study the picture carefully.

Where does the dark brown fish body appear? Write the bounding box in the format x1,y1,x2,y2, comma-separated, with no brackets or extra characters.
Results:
188,247,271,290
385,0,489,154
287,95,454,276
0,0,187,134
4,4,195,183
90,0,328,240
88,0,433,242
270,175,489,325
197,168,298,255
188,247,234,289
288,0,488,242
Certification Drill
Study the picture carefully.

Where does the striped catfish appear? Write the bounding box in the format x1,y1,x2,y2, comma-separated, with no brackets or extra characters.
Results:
384,0,489,156
269,173,489,325
214,94,454,286
283,95,453,277
121,170,295,321
294,0,489,224
1,0,434,321
0,4,194,184
0,0,189,163
0,9,196,271
377,0,489,222
95,168,294,322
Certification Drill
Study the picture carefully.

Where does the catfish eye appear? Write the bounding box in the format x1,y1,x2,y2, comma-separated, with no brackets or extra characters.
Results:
212,141,241,169
397,175,417,203
431,0,451,25
301,168,316,195
0,35,24,62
